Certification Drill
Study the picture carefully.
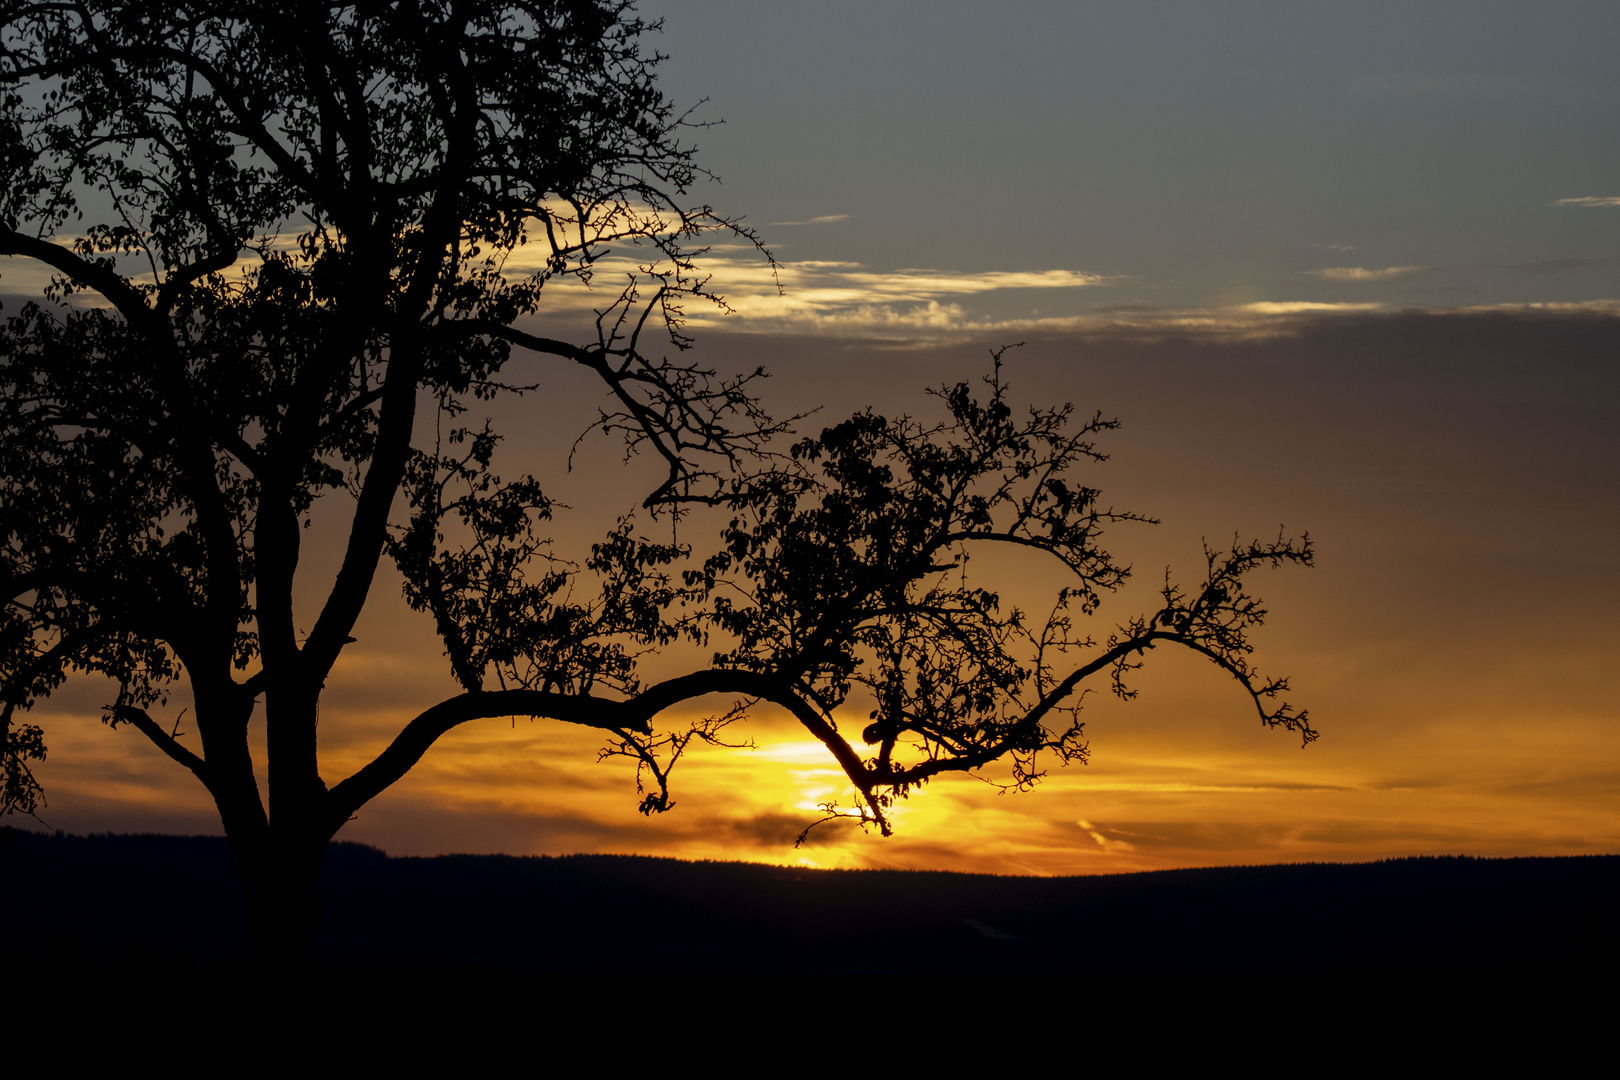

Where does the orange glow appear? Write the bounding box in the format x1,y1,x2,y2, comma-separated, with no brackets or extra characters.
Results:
20,316,1620,875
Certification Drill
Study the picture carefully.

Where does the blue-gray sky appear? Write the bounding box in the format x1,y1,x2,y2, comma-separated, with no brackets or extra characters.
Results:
637,0,1620,324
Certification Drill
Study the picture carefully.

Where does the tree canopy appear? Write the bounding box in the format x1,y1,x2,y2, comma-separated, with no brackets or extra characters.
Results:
0,1,1312,956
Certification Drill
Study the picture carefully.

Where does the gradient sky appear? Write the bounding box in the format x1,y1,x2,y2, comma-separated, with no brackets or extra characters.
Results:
641,0,1620,322
14,2,1620,875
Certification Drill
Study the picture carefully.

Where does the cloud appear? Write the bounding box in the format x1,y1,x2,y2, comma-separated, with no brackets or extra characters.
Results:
1553,196,1620,207
522,249,1120,337
1455,299,1620,315
769,214,851,226
12,216,1620,347
1305,266,1425,281
521,239,1620,340
1066,779,1353,794
1076,818,1136,853
1240,301,1383,314
839,266,1114,294
711,811,855,847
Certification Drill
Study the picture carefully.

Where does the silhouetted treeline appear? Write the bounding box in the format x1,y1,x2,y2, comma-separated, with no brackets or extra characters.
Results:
5,830,1615,975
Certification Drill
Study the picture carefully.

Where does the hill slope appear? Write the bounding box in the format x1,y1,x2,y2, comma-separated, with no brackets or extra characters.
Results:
6,831,1616,974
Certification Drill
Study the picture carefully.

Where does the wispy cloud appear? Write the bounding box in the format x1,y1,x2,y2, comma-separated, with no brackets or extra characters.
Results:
1455,298,1620,315
777,263,1113,298
769,214,851,226
1305,265,1424,281
1076,819,1136,853
12,222,1620,346
527,250,1120,336
1553,196,1620,207
1241,301,1384,314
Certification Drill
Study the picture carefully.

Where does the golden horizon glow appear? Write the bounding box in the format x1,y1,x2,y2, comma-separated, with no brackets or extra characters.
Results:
27,653,1620,875
13,318,1619,878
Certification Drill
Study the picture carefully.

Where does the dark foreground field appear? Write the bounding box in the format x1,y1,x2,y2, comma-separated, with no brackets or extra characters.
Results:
13,831,1615,1061
6,830,1618,978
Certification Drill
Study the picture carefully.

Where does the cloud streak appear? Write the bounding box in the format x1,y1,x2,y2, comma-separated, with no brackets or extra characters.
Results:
769,214,851,225
1306,265,1425,281
10,224,1620,345
1553,196,1620,207
1241,301,1383,314
525,248,1122,336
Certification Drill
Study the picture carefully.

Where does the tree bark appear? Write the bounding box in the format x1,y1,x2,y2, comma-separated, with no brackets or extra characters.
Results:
238,832,328,966
192,681,331,966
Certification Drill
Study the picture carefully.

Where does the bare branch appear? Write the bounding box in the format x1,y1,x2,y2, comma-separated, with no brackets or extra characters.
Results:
109,704,210,782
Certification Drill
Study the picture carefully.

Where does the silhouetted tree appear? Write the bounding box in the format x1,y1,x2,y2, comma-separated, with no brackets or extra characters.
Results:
0,0,1313,960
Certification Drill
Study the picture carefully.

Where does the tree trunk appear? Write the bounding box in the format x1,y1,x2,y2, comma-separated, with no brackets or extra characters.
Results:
187,679,329,964
196,682,334,966
238,832,329,966
227,664,337,964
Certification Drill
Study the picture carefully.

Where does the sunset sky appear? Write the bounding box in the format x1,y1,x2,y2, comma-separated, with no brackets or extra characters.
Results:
15,1,1620,876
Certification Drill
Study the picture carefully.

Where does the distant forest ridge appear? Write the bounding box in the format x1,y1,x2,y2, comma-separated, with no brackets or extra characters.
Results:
7,831,1618,974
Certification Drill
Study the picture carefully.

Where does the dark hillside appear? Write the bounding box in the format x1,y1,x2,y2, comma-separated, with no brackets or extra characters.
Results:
5,830,1616,975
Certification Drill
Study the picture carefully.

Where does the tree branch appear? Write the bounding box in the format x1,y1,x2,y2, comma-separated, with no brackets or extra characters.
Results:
110,704,210,784
323,668,880,834
0,228,152,323
325,687,639,831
